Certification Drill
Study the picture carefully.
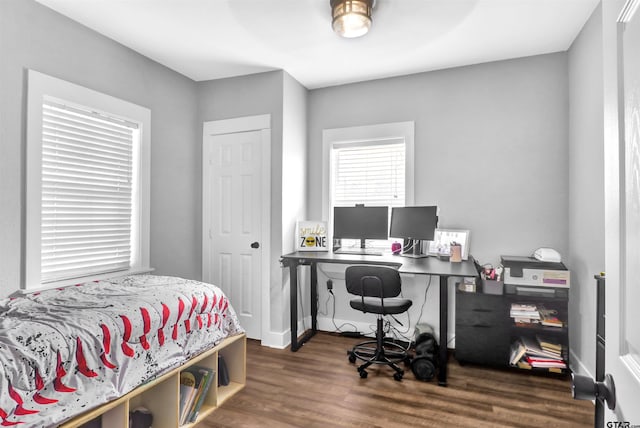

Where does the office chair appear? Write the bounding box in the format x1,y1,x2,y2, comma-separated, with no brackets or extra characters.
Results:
345,265,413,381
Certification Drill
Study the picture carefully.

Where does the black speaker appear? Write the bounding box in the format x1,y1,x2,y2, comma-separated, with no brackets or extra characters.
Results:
411,328,438,381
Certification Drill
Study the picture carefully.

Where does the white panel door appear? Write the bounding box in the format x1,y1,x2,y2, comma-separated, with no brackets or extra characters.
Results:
608,0,640,423
203,130,262,339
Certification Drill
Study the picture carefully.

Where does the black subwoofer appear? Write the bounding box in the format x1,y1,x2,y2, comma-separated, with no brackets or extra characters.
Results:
411,325,438,381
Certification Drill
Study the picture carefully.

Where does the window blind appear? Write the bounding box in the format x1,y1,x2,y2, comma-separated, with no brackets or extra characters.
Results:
40,99,137,283
332,139,405,208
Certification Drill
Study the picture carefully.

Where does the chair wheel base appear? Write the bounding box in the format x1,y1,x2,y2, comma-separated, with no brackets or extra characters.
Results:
347,338,409,381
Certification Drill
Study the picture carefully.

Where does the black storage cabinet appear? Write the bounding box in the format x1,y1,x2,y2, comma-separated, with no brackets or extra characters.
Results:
455,291,511,365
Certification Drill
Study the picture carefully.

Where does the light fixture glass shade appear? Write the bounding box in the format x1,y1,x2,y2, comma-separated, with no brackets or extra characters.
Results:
331,0,373,38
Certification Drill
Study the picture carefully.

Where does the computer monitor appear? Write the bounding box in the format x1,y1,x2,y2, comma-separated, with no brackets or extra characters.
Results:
333,205,389,254
389,206,438,257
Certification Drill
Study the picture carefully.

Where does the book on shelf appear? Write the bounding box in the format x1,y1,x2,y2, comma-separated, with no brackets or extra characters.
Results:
511,354,567,373
179,371,198,425
516,360,532,370
510,302,540,320
179,366,214,425
536,335,563,353
509,340,527,366
525,356,567,369
539,307,564,327
513,317,540,324
540,316,564,328
520,336,565,360
537,348,562,359
510,311,540,319
187,366,215,423
510,303,566,328
511,303,537,311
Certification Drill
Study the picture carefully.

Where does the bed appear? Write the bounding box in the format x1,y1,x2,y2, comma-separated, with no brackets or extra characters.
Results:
0,275,244,428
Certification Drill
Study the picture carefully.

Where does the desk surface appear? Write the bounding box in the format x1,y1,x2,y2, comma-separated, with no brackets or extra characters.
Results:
281,251,478,277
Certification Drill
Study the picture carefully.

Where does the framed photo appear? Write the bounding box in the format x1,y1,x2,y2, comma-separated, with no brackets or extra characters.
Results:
295,221,329,252
428,229,470,260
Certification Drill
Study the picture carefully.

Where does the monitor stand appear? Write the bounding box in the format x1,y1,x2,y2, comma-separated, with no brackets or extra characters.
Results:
335,248,383,256
334,238,383,256
400,239,429,258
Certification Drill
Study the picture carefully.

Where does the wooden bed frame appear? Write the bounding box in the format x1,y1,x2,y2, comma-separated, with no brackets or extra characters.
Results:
59,333,246,428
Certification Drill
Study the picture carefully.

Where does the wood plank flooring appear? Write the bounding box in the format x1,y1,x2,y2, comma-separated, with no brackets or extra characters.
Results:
202,332,593,427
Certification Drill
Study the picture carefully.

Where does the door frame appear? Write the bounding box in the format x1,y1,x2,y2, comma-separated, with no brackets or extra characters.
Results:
202,114,271,341
604,0,640,422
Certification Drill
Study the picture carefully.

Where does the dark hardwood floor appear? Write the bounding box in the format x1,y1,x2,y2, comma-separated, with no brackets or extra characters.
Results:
202,332,593,427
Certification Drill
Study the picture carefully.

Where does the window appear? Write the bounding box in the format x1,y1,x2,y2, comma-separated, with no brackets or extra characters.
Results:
322,122,414,249
26,70,151,290
332,139,406,207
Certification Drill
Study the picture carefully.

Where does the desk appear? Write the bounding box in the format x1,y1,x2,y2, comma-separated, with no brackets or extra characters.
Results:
280,251,478,386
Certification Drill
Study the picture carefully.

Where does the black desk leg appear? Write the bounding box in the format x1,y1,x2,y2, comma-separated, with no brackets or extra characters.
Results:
289,261,300,351
310,262,318,333
438,275,448,386
288,260,317,352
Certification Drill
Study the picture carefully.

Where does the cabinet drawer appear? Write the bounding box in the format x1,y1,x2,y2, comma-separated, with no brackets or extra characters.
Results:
456,292,504,311
455,326,510,365
456,293,508,326
456,307,507,326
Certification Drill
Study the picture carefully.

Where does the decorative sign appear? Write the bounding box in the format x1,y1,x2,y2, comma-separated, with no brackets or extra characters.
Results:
296,221,328,252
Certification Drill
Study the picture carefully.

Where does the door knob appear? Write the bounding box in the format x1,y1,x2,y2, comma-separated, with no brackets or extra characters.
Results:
571,373,616,410
251,241,260,249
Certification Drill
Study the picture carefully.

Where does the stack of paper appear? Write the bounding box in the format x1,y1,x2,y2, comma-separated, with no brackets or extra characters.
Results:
510,303,540,324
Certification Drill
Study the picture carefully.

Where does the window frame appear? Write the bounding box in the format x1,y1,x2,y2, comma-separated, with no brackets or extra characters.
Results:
322,121,415,245
25,70,151,291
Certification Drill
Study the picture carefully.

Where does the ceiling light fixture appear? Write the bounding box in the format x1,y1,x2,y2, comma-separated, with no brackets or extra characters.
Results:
330,0,374,38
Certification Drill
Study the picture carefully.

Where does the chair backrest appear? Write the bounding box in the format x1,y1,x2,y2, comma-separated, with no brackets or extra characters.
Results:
345,265,402,298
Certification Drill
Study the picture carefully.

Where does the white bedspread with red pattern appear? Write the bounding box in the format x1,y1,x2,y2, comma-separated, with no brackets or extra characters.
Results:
0,275,243,427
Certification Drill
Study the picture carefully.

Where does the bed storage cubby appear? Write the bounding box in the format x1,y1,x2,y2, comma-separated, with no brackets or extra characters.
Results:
59,334,246,428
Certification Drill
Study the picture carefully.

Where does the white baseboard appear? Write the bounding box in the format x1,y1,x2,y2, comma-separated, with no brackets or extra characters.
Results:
267,313,428,349
569,348,594,379
316,316,378,337
259,329,289,349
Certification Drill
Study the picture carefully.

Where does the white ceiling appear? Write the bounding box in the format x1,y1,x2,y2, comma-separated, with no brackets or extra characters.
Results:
35,0,599,89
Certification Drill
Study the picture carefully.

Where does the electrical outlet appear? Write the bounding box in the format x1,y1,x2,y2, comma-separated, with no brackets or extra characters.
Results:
326,279,333,290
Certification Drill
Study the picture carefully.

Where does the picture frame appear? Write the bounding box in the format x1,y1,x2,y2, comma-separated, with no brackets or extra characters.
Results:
428,229,470,260
295,221,329,252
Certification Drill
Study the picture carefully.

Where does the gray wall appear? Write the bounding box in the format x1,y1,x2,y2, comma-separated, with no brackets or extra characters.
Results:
0,0,200,297
197,72,284,310
306,53,570,342
0,1,305,345
282,72,309,337
197,71,310,343
567,4,605,378
308,53,569,267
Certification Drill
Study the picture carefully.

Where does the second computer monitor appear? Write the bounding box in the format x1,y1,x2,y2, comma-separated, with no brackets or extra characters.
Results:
389,206,438,256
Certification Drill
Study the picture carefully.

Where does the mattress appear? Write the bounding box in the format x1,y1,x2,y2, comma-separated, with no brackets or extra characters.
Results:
0,275,244,427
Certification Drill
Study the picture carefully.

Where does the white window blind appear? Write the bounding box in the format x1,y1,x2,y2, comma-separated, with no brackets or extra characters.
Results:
40,99,138,283
331,139,406,249
332,139,406,208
